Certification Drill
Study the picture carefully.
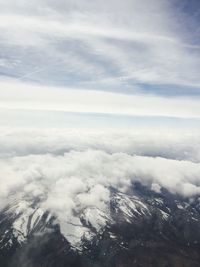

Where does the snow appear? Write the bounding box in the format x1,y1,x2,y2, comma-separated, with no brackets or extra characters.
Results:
109,232,116,239
1,190,192,251
114,193,150,221
160,210,169,220
30,208,44,230
12,205,36,237
59,218,90,249
3,198,46,245
58,207,111,249
2,191,153,250
83,207,110,230
155,198,164,205
177,204,184,209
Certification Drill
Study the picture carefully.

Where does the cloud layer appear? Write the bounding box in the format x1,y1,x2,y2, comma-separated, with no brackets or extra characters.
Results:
1,81,200,119
1,128,200,219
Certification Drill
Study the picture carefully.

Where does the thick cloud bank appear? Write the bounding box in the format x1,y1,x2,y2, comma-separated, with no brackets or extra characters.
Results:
1,128,200,221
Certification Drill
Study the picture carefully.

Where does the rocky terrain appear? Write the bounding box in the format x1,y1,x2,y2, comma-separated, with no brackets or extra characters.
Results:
1,182,200,267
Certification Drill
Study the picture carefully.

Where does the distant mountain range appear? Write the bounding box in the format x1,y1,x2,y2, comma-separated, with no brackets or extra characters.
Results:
1,182,200,267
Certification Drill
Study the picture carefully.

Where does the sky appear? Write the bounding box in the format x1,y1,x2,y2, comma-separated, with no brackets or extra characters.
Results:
0,0,200,128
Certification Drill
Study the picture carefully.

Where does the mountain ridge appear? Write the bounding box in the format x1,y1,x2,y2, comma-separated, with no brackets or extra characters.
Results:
1,183,200,267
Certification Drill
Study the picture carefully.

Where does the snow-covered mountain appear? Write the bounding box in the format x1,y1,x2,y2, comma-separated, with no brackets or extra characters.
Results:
1,183,200,267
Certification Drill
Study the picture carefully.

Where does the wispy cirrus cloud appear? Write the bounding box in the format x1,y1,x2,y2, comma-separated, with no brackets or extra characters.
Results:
0,0,200,126
0,0,200,92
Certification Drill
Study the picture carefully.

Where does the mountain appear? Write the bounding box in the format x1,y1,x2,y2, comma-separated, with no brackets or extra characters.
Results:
1,182,200,267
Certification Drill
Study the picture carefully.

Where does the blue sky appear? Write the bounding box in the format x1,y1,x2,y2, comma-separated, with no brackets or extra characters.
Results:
0,0,200,128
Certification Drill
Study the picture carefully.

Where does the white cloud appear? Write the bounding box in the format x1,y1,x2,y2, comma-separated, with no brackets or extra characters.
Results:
1,128,200,161
1,145,200,215
1,128,200,204
0,0,200,90
0,127,200,240
0,80,200,119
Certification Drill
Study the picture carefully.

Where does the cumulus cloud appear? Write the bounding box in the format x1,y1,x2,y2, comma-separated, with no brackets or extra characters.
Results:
1,128,200,220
